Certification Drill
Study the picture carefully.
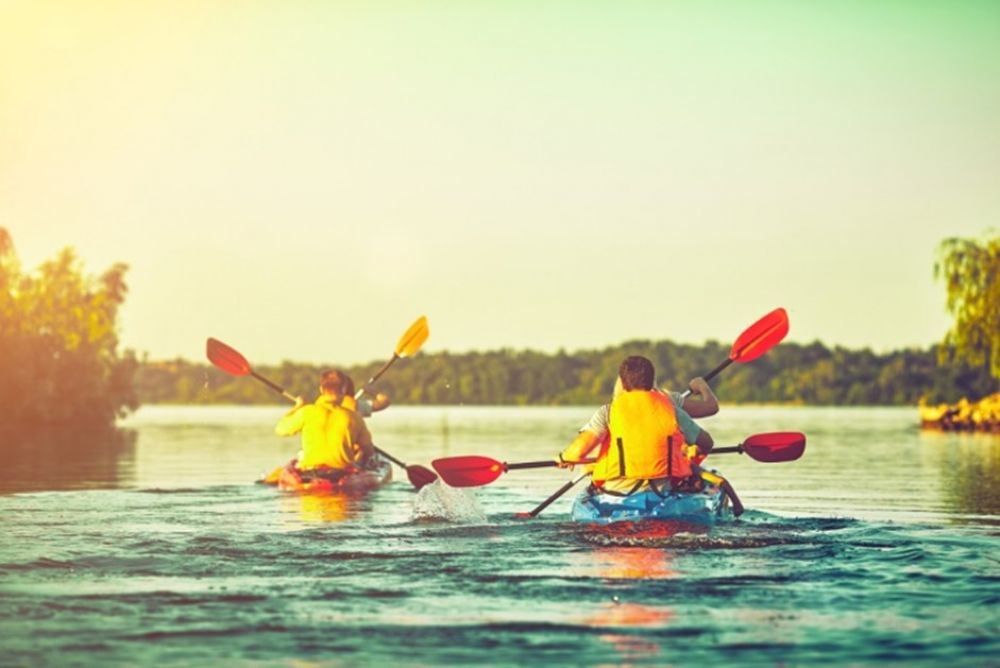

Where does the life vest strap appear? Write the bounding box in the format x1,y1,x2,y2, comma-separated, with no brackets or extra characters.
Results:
588,479,644,498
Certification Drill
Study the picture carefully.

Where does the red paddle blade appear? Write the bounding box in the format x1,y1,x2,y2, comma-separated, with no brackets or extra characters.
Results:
730,308,789,364
743,431,806,462
206,338,252,376
431,456,505,487
407,465,439,490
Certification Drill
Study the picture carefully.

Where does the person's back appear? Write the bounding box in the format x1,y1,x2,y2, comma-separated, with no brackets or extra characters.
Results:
598,386,692,482
275,369,375,471
561,355,714,495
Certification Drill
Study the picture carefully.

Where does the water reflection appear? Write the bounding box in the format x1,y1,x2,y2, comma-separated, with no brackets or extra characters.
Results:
571,546,677,664
0,425,136,494
924,431,1000,518
581,546,679,580
279,492,361,524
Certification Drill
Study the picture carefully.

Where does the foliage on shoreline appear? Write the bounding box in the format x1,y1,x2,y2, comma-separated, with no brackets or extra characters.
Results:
138,339,996,407
926,233,1000,432
920,392,1000,432
936,234,1000,381
0,229,138,427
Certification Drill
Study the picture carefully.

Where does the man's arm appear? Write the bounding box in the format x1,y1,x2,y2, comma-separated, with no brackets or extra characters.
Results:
275,397,307,436
555,404,609,468
693,426,714,455
675,404,714,455
556,430,604,467
681,377,719,418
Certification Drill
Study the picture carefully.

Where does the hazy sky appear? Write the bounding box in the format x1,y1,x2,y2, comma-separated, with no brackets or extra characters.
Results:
3,1,998,365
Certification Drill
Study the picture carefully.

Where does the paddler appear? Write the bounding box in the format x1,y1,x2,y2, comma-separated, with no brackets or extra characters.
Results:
275,369,377,474
555,355,716,495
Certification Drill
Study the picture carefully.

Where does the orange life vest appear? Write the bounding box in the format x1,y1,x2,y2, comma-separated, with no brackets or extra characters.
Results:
592,389,693,485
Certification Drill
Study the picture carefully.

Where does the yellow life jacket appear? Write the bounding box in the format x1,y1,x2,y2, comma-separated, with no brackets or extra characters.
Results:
275,394,374,471
592,389,693,485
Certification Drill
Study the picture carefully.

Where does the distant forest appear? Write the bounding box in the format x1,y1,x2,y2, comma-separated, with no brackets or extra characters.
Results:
137,340,997,407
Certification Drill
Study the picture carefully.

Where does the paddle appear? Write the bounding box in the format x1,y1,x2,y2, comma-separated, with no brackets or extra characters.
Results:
523,474,589,518
436,431,804,488
523,307,791,517
680,306,788,398
205,337,299,403
206,334,438,490
355,315,429,400
432,456,597,488
711,431,806,462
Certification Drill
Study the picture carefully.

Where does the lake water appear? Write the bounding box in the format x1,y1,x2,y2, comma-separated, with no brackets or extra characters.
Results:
1,405,998,666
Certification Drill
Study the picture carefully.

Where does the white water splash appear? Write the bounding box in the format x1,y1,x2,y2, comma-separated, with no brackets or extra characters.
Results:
411,480,487,523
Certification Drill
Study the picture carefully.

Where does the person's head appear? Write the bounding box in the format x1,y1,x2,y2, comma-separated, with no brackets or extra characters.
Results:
319,369,354,398
618,355,655,391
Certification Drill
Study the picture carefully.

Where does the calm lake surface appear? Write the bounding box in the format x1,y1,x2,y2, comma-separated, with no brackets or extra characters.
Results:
1,405,998,666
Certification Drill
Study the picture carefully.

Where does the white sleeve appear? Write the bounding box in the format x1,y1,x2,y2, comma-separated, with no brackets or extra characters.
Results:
357,397,374,418
580,404,610,435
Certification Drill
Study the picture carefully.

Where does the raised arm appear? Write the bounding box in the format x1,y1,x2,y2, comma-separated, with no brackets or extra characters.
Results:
681,376,719,418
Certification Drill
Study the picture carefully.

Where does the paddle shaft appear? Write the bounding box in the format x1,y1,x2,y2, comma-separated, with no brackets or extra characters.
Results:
720,478,745,516
373,447,406,469
355,354,399,400
527,474,589,518
679,358,732,399
506,461,559,471
252,371,299,403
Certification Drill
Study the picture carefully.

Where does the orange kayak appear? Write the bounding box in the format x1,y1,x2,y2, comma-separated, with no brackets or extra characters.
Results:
258,457,393,493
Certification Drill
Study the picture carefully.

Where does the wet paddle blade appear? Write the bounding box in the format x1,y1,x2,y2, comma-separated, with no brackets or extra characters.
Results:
729,307,789,364
206,337,252,376
395,316,429,358
431,455,505,487
407,465,439,490
743,431,806,462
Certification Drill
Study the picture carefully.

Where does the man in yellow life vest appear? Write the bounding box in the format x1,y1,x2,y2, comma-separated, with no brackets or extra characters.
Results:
275,369,376,473
556,355,715,494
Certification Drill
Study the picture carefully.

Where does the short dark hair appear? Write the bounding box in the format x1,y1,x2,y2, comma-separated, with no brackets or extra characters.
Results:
619,355,655,391
320,369,354,396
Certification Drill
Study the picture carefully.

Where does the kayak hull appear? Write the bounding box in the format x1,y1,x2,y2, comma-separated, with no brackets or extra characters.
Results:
273,457,393,494
571,478,730,527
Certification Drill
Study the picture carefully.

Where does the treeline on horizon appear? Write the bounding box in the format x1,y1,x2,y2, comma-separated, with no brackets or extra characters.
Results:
4,225,997,429
137,339,997,407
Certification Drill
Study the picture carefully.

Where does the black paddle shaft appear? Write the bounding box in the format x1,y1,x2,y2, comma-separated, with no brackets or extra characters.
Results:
528,474,588,517
505,461,559,471
251,371,290,396
374,446,406,468
703,357,734,384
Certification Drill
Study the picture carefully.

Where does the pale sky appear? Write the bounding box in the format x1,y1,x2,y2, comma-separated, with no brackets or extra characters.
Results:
2,1,998,365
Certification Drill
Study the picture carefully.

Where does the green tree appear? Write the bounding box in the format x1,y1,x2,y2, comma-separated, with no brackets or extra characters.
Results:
936,233,1000,382
0,228,138,427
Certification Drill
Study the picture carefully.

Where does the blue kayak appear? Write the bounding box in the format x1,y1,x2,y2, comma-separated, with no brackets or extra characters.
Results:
570,472,732,526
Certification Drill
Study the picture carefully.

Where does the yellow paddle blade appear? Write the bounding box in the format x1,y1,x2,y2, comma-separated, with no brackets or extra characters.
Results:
259,466,284,485
395,315,429,358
